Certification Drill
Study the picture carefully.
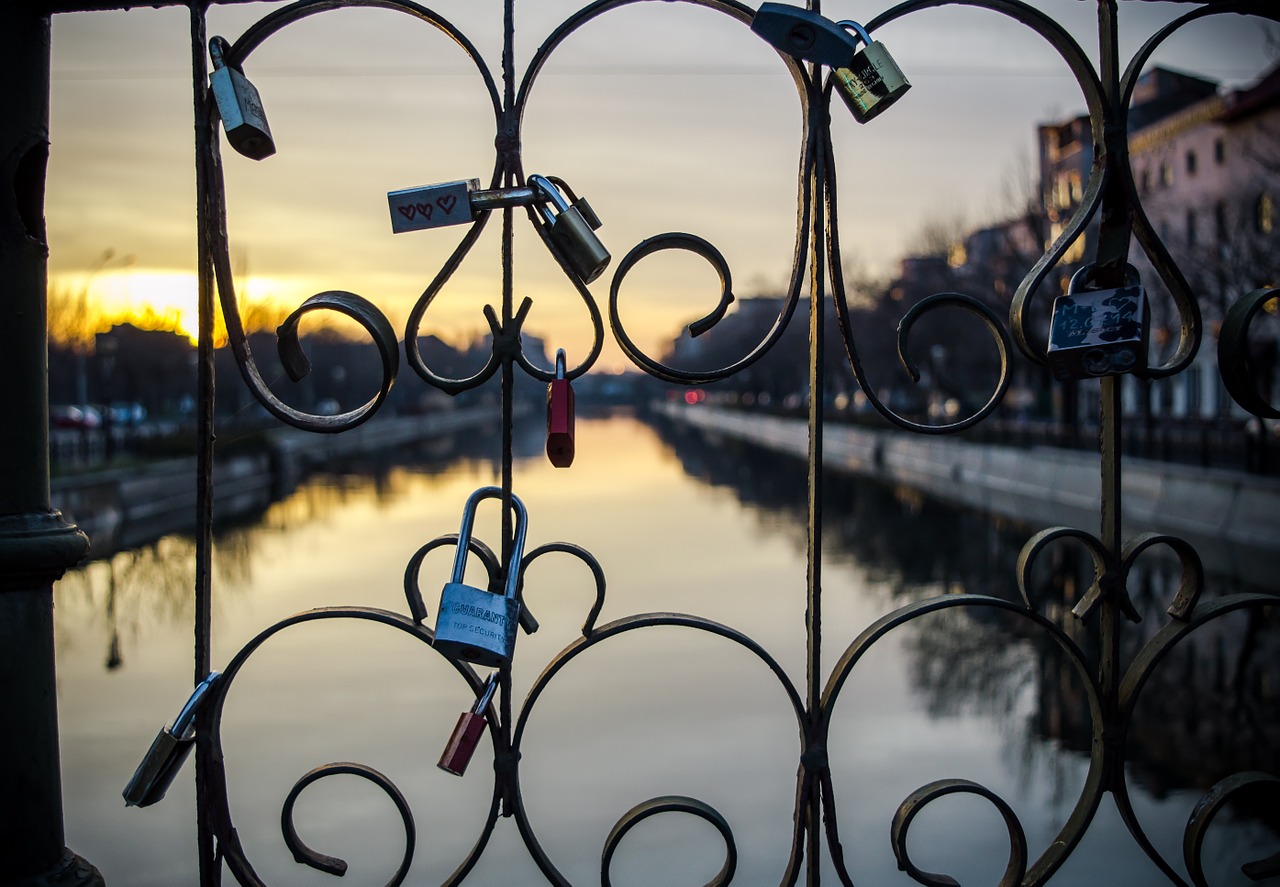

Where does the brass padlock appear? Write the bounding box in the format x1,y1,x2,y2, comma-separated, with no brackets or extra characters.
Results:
1047,282,1148,380
388,179,481,234
208,37,275,160
433,488,529,668
832,21,911,123
123,672,221,808
529,175,610,284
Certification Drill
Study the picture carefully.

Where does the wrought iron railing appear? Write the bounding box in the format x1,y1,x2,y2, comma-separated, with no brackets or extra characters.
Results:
19,0,1280,884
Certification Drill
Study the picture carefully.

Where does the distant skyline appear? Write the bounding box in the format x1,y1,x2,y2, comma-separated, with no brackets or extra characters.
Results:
47,1,1276,370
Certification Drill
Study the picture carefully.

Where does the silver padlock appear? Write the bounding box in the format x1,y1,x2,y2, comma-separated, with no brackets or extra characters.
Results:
832,21,911,124
123,672,221,808
434,488,528,668
388,179,481,234
529,175,610,285
208,37,275,160
1047,282,1148,381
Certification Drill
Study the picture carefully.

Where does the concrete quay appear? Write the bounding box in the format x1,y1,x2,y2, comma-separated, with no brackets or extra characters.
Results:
659,403,1280,586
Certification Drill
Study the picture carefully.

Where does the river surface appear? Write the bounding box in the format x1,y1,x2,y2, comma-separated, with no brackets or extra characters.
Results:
53,414,1278,886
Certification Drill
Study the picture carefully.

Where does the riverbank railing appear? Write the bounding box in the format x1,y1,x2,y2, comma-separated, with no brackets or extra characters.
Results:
4,1,1279,884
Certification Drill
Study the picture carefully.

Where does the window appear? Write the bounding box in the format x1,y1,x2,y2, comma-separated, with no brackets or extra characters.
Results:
1186,209,1197,246
1214,138,1225,165
1160,161,1173,187
1260,193,1275,234
1186,150,1197,176
1139,168,1151,194
1215,202,1227,241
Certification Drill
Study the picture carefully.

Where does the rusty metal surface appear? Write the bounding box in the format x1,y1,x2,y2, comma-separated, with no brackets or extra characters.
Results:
38,0,1277,883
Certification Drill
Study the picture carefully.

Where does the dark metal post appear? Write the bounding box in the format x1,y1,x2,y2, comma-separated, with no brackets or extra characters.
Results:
0,4,101,885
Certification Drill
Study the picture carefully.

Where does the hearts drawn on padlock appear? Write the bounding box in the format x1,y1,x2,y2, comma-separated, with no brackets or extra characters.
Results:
418,203,433,220
437,195,458,214
397,206,415,220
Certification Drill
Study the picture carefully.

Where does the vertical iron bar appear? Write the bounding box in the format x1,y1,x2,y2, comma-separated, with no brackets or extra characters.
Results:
498,0,517,819
188,3,220,884
805,39,827,887
0,5,100,884
1095,0,1124,792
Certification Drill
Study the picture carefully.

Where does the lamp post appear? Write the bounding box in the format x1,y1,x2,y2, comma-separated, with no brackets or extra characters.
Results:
0,4,102,885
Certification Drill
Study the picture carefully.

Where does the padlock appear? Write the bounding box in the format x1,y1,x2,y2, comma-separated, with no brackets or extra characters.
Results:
751,3,864,68
388,179,481,234
529,175,611,284
546,348,575,468
831,21,911,123
123,672,221,808
433,487,528,668
437,672,499,776
208,37,275,160
1047,283,1148,380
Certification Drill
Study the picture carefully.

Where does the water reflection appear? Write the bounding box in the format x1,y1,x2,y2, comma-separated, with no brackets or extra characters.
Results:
651,413,1280,866
53,413,1277,885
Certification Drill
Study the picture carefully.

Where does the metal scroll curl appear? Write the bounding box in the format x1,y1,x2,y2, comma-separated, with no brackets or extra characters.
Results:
1218,287,1280,420
601,795,737,887
204,0,503,419
198,607,498,886
818,594,1104,885
826,136,1013,433
515,0,812,385
1120,5,1280,380
1115,593,1280,884
280,762,415,884
1183,771,1280,887
890,779,1027,887
509,613,807,885
610,232,804,385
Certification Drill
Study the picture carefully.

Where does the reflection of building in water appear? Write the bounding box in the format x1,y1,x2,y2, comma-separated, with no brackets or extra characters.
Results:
651,414,1280,830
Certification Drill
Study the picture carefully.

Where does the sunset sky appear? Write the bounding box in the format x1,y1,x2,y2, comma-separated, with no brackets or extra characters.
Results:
46,0,1276,370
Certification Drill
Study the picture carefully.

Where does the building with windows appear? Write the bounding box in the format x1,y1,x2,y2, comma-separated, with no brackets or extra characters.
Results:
1037,62,1279,423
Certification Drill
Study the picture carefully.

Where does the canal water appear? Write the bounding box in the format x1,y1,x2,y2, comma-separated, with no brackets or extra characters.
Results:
53,414,1277,885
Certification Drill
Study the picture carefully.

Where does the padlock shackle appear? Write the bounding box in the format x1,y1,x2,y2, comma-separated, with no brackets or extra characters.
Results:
554,348,567,380
835,20,874,51
528,174,570,228
170,671,221,739
471,672,499,714
449,486,528,602
208,35,236,73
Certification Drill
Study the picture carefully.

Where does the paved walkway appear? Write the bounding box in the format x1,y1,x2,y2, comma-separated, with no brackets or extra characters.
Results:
659,403,1280,586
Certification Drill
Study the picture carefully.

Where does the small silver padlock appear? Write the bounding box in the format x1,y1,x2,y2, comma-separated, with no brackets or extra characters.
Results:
123,672,221,808
208,37,275,160
434,488,528,668
1047,282,1148,381
529,175,610,285
832,21,911,124
388,179,480,234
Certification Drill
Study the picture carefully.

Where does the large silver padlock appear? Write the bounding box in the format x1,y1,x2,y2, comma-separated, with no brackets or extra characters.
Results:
529,175,610,285
434,488,529,668
388,179,480,234
123,672,221,808
208,37,275,160
831,21,911,124
1047,281,1148,381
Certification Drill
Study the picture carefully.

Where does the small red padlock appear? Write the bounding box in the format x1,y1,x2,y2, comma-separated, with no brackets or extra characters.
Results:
437,673,498,776
546,348,575,468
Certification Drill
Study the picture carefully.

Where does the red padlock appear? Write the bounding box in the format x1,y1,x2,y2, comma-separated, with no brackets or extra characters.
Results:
546,348,575,468
437,673,498,776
